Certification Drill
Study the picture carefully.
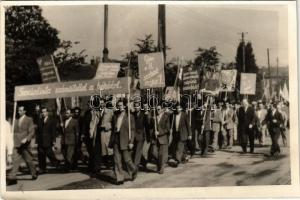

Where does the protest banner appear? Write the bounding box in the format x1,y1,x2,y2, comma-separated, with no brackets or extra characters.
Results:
37,55,58,83
14,77,130,101
164,86,178,101
138,52,165,89
240,73,257,95
219,70,237,91
37,54,65,116
182,65,199,93
200,71,221,94
94,63,120,79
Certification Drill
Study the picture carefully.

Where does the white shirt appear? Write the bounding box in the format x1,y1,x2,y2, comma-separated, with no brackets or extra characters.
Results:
18,115,25,127
116,112,125,132
157,113,164,124
43,116,48,123
65,117,72,128
175,112,182,131
89,110,100,137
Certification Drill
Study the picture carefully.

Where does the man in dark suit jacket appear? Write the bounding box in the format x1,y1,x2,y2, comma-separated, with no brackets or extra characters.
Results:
37,107,60,173
153,105,170,174
82,107,96,173
110,100,137,185
263,102,284,156
171,103,191,166
133,101,150,170
61,109,79,172
7,106,38,185
200,101,213,156
237,99,256,153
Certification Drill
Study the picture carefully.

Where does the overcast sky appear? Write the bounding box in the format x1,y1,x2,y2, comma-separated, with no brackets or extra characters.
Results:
42,4,288,67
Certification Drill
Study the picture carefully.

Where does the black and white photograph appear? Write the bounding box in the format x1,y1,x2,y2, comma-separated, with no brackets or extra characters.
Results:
0,1,299,199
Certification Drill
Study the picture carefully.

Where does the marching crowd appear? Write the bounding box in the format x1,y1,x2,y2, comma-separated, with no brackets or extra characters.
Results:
5,96,289,185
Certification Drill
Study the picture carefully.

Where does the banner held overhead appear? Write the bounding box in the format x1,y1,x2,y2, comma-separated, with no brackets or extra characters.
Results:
240,73,257,95
94,63,120,79
14,77,130,101
138,52,165,89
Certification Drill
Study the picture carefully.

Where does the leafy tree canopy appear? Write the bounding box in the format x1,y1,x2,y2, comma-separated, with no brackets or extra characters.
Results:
6,6,60,117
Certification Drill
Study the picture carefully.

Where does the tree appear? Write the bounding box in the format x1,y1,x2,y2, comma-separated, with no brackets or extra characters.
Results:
194,46,221,73
53,40,88,76
235,41,260,100
5,6,60,117
121,34,171,79
236,42,258,73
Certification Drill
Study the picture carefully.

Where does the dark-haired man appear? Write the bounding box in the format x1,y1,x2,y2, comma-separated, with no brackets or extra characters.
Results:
110,100,137,184
7,106,38,185
237,99,256,153
171,103,191,166
153,105,170,174
37,107,60,174
61,109,79,172
263,102,284,156
133,101,150,170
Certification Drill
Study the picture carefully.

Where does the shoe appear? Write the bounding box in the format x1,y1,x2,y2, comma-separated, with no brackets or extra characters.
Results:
39,169,48,174
131,169,137,181
32,174,38,180
6,178,17,186
55,161,61,170
158,170,164,174
116,180,124,185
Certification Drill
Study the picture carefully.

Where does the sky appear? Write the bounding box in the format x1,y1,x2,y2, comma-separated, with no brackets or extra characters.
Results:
42,4,288,67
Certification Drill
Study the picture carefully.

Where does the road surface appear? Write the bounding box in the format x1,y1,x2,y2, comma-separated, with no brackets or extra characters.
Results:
7,135,290,191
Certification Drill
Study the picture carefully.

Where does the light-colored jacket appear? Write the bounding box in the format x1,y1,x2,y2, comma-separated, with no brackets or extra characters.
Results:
99,108,114,131
14,115,35,147
222,108,235,130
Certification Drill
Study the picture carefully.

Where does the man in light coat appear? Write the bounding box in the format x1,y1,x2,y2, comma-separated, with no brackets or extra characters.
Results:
7,106,38,185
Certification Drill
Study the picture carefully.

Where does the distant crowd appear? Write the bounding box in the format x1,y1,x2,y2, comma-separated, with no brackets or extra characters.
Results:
5,96,289,185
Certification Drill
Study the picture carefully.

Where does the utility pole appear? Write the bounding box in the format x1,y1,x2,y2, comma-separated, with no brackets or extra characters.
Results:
276,57,279,98
238,32,248,72
158,4,166,61
102,5,109,63
267,48,271,99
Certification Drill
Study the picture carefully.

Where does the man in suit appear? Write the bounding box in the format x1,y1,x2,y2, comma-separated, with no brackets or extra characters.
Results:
133,101,150,170
199,98,213,156
256,101,268,146
61,109,79,172
237,98,256,153
110,99,137,185
211,102,223,151
72,107,88,169
171,103,191,166
152,105,170,174
36,107,60,174
222,101,235,148
140,103,152,168
7,106,38,185
263,102,284,156
98,101,114,168
82,97,104,176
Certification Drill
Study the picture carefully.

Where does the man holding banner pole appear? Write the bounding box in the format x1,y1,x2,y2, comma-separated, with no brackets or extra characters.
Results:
109,99,137,185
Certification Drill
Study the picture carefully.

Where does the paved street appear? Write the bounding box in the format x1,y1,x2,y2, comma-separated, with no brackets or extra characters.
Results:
7,134,290,191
